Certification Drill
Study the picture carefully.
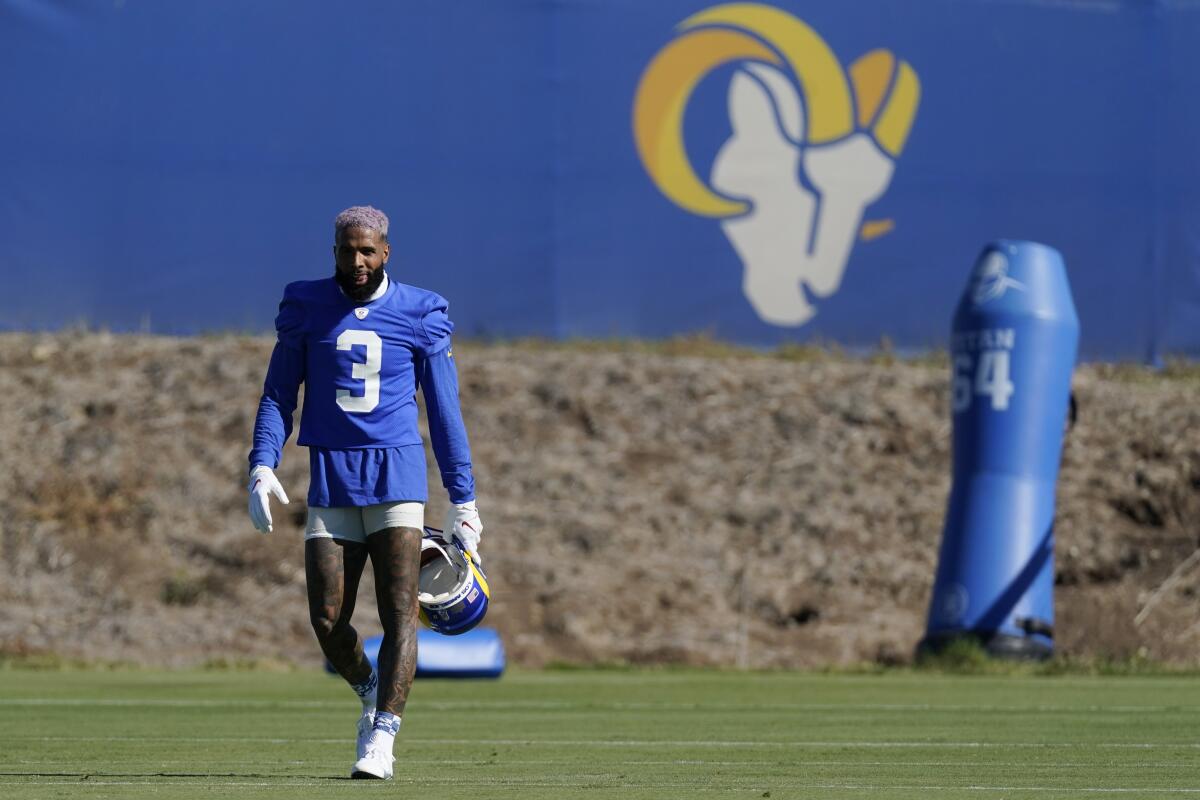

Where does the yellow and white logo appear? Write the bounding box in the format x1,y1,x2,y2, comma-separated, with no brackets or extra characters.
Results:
633,3,920,326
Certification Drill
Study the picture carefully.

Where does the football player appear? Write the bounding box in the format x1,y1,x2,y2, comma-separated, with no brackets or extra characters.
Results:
246,205,482,779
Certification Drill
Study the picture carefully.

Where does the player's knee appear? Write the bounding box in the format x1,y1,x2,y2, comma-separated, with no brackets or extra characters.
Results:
309,610,347,643
376,605,418,637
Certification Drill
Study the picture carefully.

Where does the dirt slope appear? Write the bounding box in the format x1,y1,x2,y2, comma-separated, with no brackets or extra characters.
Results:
1,333,1197,668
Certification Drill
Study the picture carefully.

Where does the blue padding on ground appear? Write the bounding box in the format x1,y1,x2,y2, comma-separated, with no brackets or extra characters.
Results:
412,628,506,679
326,628,506,679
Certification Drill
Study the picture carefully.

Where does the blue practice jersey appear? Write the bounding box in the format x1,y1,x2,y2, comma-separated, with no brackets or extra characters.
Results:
249,274,475,505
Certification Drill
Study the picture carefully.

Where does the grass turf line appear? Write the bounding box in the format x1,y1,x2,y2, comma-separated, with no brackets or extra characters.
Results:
0,669,1196,799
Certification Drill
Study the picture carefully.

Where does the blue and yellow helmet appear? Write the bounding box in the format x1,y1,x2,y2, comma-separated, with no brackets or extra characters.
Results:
418,527,490,636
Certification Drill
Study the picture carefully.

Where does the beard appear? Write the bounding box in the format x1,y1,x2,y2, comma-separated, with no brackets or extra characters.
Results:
334,267,386,303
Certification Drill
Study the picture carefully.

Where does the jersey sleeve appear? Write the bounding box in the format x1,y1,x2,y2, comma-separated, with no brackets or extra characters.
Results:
417,345,475,504
414,293,455,358
247,287,307,471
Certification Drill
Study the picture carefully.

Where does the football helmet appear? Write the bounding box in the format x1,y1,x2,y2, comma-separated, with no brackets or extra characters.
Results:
417,527,490,636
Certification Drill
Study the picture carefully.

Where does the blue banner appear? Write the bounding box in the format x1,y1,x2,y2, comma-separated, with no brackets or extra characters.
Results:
1,0,1197,360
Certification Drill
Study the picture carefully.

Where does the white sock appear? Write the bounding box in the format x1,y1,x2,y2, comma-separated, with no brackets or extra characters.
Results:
351,672,378,713
369,711,401,754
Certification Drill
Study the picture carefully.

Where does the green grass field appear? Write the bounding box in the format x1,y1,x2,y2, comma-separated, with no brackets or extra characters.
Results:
0,668,1197,799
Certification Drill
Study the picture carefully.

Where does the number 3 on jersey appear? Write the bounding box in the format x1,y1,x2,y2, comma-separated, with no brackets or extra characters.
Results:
336,329,382,413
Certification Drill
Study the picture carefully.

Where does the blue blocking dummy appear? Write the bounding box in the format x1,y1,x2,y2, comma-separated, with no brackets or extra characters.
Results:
328,628,505,679
921,241,1079,658
408,627,505,678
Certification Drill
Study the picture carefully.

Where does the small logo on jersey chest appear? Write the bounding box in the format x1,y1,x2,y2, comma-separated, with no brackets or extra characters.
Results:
354,307,369,320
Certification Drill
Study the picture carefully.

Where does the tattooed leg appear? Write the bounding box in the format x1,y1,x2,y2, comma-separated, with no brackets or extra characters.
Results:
306,537,373,686
366,526,422,717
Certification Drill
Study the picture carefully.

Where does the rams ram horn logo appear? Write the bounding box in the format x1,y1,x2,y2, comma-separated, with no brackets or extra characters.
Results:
633,3,921,326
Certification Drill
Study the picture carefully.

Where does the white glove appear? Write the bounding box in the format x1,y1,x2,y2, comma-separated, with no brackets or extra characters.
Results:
444,500,483,565
248,465,289,534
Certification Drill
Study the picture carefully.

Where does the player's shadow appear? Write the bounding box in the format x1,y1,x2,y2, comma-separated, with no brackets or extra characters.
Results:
0,771,351,781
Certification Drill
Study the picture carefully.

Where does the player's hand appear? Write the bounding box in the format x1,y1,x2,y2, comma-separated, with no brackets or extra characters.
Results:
444,500,483,566
248,465,289,534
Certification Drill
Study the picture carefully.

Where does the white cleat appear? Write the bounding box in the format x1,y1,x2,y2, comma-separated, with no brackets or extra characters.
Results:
355,711,375,761
351,744,394,780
